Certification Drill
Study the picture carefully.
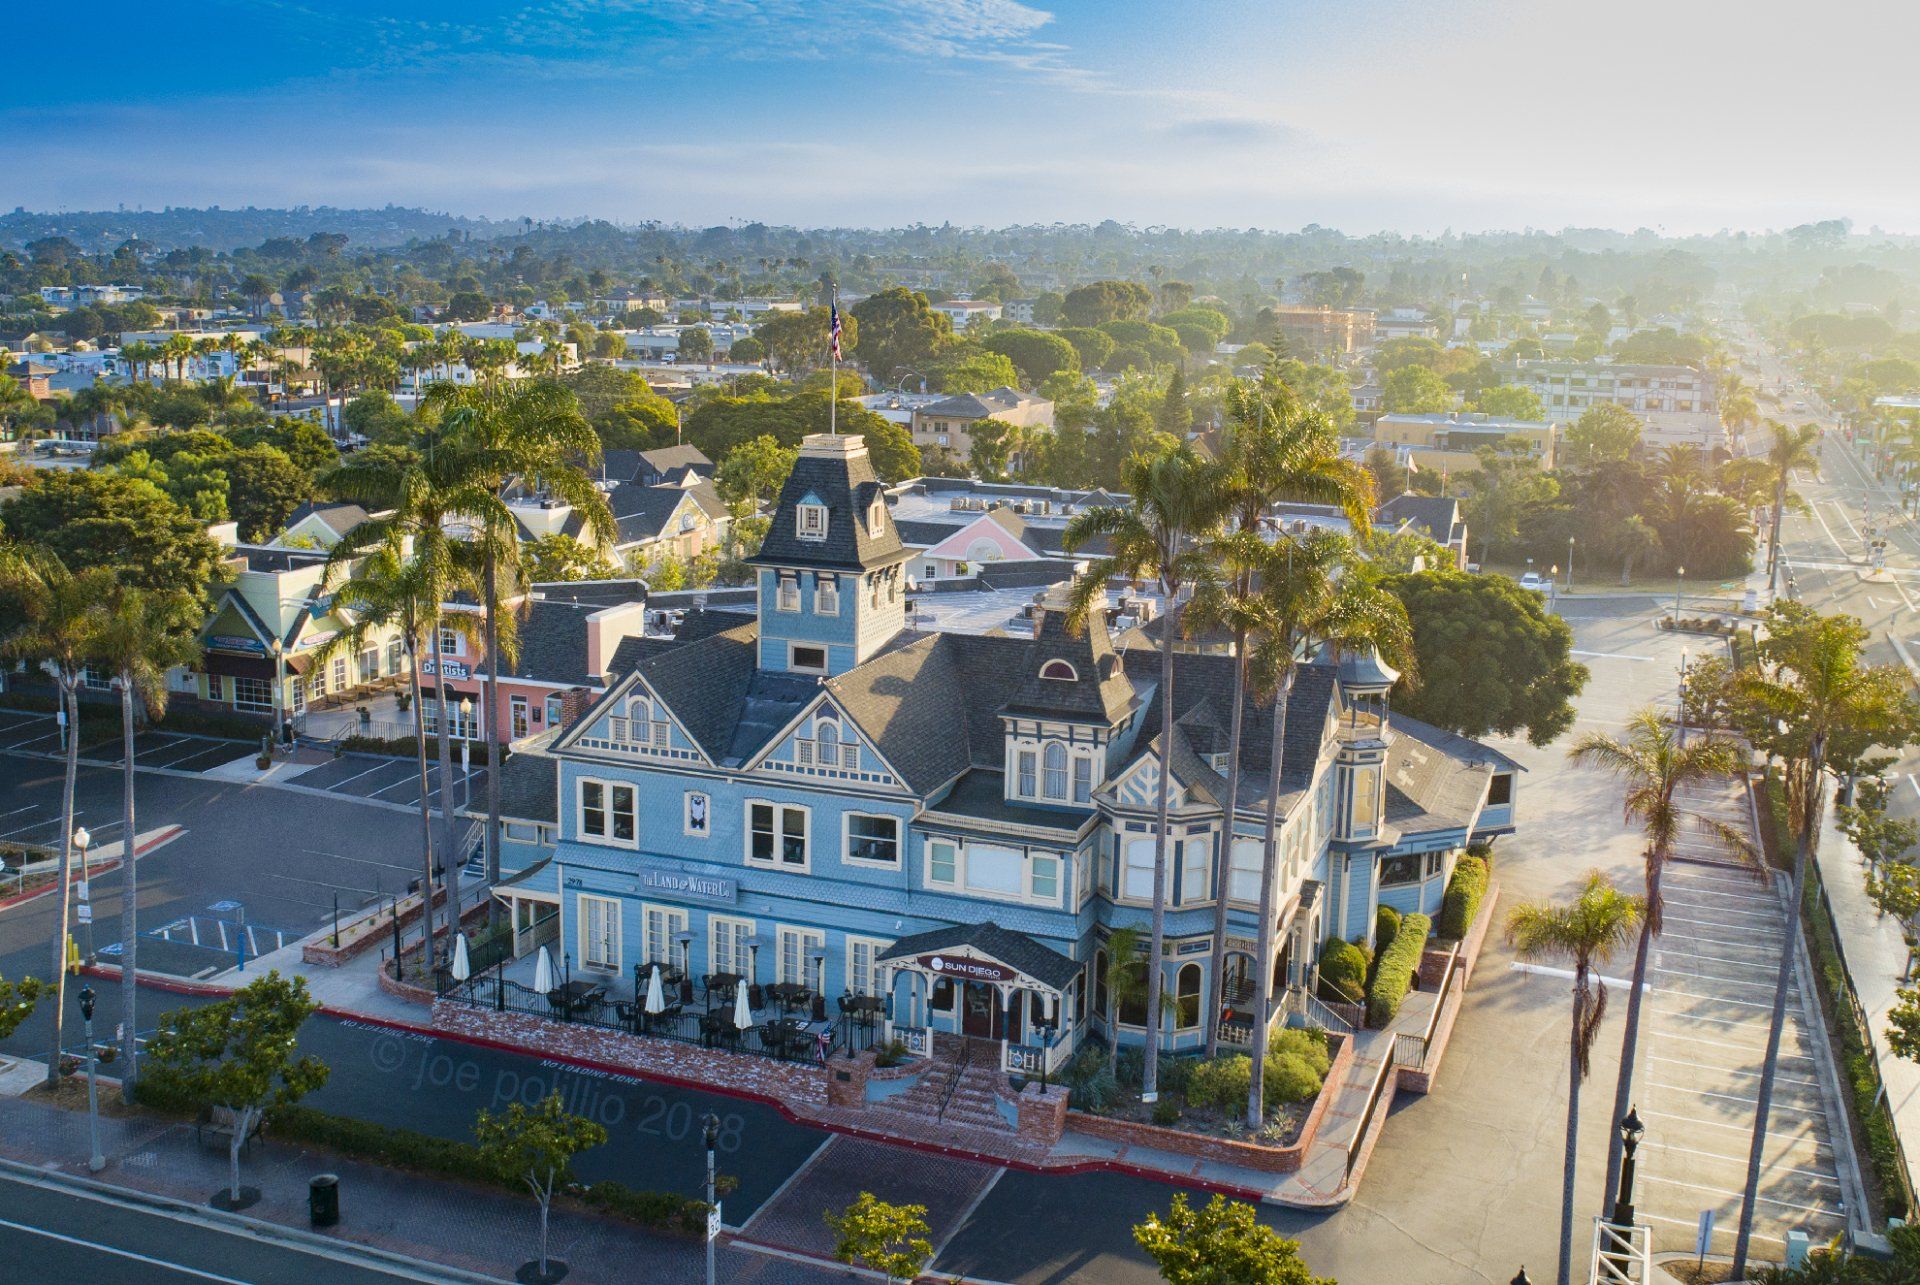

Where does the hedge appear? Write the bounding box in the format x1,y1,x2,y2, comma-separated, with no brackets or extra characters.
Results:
338,733,423,758
0,689,266,742
1438,854,1488,940
1367,911,1431,1027
1373,905,1401,954
133,1081,710,1233
1318,937,1368,1004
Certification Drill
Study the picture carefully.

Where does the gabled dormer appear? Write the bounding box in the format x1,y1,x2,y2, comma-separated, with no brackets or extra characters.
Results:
748,433,910,677
998,584,1141,809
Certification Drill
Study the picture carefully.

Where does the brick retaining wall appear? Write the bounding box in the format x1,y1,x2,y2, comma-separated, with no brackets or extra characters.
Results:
1399,881,1499,1095
1063,1032,1354,1174
431,1001,828,1108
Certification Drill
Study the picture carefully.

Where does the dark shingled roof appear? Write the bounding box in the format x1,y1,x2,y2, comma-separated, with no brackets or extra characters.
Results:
1001,602,1139,724
631,621,764,762
494,752,557,823
471,599,601,687
1376,493,1465,544
750,439,907,573
893,519,958,549
607,482,703,545
636,444,713,484
824,635,971,794
283,501,372,538
877,921,1080,991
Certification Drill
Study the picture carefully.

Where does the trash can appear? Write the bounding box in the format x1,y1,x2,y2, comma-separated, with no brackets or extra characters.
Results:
309,1173,340,1227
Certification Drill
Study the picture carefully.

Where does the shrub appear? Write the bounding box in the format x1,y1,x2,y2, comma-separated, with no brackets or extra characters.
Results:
1113,1044,1145,1089
1265,1054,1323,1106
1318,938,1368,1004
1268,1027,1330,1080
1367,911,1432,1027
1186,1056,1251,1112
1438,854,1489,940
1156,1054,1197,1097
1374,904,1401,953
339,733,421,758
1060,1044,1119,1112
1151,1098,1182,1127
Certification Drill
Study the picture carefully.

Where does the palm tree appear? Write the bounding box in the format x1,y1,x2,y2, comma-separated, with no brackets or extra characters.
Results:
323,418,513,957
1189,375,1374,1056
431,380,611,895
1100,923,1151,1079
0,543,115,1085
1567,708,1751,1221
312,542,454,962
1240,534,1412,1127
1064,446,1225,1101
1730,608,1919,1274
1763,421,1820,593
1507,873,1643,1285
1613,515,1662,586
93,585,201,1100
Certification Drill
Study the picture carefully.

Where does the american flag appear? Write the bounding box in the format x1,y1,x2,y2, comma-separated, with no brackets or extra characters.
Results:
828,299,843,362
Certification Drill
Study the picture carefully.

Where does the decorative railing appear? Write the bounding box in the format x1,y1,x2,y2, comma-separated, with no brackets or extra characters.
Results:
1004,1042,1042,1074
795,738,859,771
606,717,670,750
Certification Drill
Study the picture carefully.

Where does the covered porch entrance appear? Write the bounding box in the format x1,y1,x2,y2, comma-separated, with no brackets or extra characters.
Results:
878,921,1081,1079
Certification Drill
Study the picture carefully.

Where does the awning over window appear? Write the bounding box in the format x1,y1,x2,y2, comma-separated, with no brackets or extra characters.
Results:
202,651,310,680
876,921,1080,994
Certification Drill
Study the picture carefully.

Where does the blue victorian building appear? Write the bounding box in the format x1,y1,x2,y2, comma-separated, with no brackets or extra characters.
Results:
489,432,1520,1079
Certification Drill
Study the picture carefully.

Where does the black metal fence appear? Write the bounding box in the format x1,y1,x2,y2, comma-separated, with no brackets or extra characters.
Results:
436,966,881,1066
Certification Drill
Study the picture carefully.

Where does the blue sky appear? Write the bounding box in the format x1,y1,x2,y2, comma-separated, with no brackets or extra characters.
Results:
5,0,1916,233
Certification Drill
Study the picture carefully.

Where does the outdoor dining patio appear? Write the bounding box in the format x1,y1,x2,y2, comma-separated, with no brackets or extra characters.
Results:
435,941,886,1065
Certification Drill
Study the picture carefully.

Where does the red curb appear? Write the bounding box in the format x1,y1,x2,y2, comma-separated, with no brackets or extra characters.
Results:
88,964,1271,1204
0,825,185,912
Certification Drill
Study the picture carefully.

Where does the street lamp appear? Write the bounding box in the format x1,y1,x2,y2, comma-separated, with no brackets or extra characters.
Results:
1610,1106,1645,1226
78,985,105,1172
269,637,286,754
72,826,94,965
1673,565,1685,620
1678,648,1690,747
1566,536,1575,590
701,1111,721,1285
459,696,473,813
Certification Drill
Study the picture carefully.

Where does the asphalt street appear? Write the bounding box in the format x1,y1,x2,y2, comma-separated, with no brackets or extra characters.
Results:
0,1169,463,1285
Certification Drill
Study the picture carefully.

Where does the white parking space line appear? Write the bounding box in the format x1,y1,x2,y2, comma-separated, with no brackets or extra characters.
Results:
369,772,423,799
1642,1109,1833,1150
1651,1030,1815,1063
1655,988,1786,1011
1651,963,1790,989
1662,914,1784,942
1649,1056,1820,1089
1659,899,1782,923
1650,1081,1827,1121
1644,1174,1844,1218
1646,1212,1785,1247
1642,1139,1838,1184
324,761,401,791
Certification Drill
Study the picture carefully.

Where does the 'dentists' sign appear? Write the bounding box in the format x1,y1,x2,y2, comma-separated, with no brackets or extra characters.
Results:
919,953,1015,983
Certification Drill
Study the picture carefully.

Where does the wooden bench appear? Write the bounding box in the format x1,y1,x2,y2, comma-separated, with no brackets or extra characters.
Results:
195,1105,264,1154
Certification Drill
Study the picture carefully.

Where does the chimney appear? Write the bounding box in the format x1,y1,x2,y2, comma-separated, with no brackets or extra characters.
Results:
585,601,649,679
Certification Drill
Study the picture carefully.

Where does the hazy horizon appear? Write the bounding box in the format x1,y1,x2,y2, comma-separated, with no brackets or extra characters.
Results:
7,0,1916,235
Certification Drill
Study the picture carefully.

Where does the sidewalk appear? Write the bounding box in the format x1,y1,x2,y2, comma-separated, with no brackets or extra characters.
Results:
1813,806,1920,1201
0,1091,848,1284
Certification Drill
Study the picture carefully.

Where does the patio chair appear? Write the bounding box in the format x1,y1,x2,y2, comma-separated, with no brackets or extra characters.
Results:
614,1001,640,1033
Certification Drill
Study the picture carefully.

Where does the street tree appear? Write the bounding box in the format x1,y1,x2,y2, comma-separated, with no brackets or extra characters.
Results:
1065,445,1225,1102
848,287,952,382
93,585,201,1096
473,1093,608,1284
983,329,1080,387
1062,280,1154,327
1459,446,1557,566
1133,1192,1332,1285
1762,421,1820,589
1563,404,1642,465
1385,571,1587,745
143,972,329,1205
1470,384,1545,420
0,974,46,1041
1568,710,1752,1240
1507,872,1643,1285
1381,364,1453,414
824,1192,934,1284
0,468,228,612
715,435,799,511
932,349,1020,394
0,543,114,1084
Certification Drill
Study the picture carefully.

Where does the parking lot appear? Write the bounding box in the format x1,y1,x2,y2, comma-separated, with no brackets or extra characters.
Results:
0,708,253,775
285,752,484,814
1637,842,1854,1254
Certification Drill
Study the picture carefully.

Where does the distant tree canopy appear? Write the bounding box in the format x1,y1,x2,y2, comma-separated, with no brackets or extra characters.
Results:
1062,280,1154,328
849,287,954,384
1612,326,1708,366
681,388,918,481
0,468,230,608
982,329,1079,387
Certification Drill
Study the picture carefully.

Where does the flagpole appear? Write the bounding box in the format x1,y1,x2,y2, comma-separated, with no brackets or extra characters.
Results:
829,287,840,437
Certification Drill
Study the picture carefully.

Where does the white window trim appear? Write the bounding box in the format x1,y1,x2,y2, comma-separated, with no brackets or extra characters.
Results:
842,811,902,869
814,574,840,616
577,776,639,849
796,503,828,541
846,934,891,997
745,799,811,871
710,915,755,978
683,790,711,838
776,925,826,987
775,572,801,613
641,902,688,968
925,837,959,888
788,642,828,675
577,893,621,972
1027,851,1063,906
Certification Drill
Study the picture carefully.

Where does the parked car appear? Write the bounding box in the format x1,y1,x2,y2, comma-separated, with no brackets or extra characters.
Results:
1517,571,1550,593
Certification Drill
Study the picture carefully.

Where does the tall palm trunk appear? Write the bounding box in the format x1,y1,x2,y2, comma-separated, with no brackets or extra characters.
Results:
483,551,503,900
1142,590,1179,1102
1247,670,1293,1127
1598,858,1660,1215
118,674,139,1100
45,679,81,1085
1731,744,1823,1275
432,661,462,961
404,642,437,965
1557,970,1587,1285
1205,624,1249,1059
1767,481,1786,588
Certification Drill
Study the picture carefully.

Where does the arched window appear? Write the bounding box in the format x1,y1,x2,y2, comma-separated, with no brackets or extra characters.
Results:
815,718,840,767
1042,741,1068,799
1039,659,1077,681
1093,949,1109,1018
1176,963,1202,1030
1117,955,1149,1027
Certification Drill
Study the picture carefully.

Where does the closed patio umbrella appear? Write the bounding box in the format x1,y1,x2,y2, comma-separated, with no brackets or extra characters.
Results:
733,979,753,1031
450,932,470,983
644,964,666,1015
533,946,555,994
